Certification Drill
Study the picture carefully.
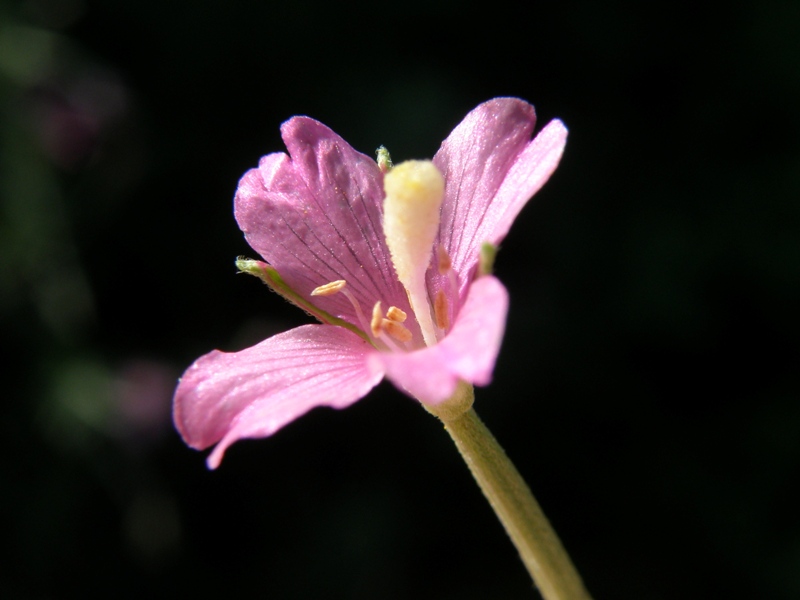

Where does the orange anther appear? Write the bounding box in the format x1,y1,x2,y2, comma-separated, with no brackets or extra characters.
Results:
382,319,413,342
370,301,384,338
434,289,449,330
437,245,452,275
310,280,347,296
386,306,407,323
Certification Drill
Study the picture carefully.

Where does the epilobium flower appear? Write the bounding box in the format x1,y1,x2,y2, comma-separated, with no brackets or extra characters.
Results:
174,98,567,468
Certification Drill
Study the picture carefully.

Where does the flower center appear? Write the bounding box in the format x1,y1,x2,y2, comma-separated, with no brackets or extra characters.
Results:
382,160,444,347
304,159,454,352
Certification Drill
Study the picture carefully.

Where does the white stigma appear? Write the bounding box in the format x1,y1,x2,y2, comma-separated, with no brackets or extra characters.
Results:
383,160,444,347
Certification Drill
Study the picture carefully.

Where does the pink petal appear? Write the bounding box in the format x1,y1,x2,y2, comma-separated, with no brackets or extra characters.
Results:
173,324,384,468
234,117,415,332
377,275,509,405
482,118,568,247
433,98,567,291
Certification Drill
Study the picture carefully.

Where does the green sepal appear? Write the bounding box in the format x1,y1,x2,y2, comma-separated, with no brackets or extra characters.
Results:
235,257,372,344
478,242,498,277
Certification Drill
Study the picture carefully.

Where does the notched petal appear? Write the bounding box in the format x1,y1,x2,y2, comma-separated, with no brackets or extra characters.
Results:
173,325,384,468
433,98,567,286
234,117,412,327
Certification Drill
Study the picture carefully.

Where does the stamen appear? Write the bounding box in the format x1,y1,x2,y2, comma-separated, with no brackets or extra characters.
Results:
382,319,413,342
369,302,404,351
386,306,407,323
310,279,347,296
434,289,450,330
434,245,457,331
308,280,409,351
312,279,373,339
435,244,460,309
370,301,384,338
437,244,452,275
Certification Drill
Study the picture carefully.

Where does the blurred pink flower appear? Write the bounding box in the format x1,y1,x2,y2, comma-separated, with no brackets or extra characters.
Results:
174,98,567,468
112,359,177,445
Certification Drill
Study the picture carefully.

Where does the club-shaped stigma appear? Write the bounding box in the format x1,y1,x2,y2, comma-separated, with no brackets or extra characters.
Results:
382,160,444,347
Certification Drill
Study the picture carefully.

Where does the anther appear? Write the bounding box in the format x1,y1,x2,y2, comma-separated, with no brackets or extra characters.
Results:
434,289,450,330
386,306,407,323
371,301,384,338
435,244,460,308
310,279,347,296
437,245,452,275
369,302,406,351
311,279,374,340
382,319,413,342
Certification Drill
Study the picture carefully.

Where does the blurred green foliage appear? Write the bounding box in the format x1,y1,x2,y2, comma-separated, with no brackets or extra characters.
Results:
1,0,798,598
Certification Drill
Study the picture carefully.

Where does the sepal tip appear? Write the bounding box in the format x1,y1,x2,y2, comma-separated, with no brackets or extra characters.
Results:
478,242,498,277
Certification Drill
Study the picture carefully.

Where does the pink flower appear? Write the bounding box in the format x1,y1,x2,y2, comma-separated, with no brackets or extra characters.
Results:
174,98,567,468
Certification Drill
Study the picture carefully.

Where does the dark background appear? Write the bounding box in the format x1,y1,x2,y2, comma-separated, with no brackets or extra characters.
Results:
2,0,798,598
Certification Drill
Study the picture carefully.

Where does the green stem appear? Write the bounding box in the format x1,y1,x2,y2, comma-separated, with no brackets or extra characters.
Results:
427,384,592,600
